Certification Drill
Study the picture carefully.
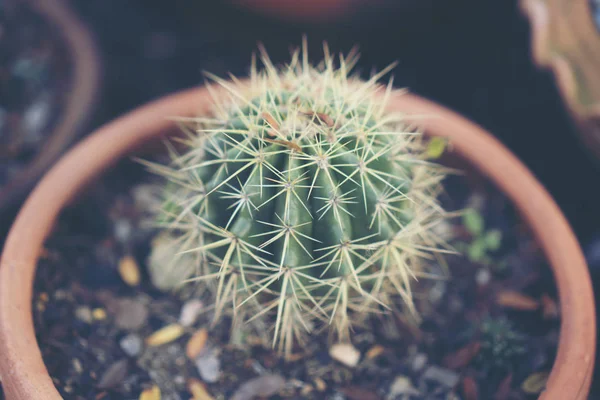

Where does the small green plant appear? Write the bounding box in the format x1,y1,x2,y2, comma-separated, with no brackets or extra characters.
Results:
143,42,451,354
460,208,502,264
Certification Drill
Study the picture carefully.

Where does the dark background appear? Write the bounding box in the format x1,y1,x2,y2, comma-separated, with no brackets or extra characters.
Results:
53,0,600,394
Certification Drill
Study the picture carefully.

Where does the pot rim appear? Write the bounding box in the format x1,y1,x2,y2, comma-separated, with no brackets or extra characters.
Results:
0,85,595,399
0,0,102,215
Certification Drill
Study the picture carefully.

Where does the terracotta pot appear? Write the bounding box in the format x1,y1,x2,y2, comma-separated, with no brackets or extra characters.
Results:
0,0,101,219
0,85,595,399
520,0,600,160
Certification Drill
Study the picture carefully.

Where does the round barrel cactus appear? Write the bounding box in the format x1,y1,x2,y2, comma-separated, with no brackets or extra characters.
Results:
144,43,450,354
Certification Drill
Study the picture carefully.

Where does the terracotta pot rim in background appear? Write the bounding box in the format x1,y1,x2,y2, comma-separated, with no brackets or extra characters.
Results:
0,85,595,399
0,0,101,218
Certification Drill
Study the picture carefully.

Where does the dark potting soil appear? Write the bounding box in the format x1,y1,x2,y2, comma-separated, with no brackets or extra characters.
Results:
0,157,560,400
0,0,72,189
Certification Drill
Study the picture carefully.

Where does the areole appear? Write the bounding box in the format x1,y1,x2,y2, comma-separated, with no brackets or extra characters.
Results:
0,84,595,399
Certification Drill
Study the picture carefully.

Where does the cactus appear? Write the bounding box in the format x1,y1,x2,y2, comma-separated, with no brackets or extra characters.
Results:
142,42,451,354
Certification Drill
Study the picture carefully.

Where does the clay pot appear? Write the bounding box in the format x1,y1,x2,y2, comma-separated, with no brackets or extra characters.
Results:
520,0,600,160
0,85,595,399
0,0,101,220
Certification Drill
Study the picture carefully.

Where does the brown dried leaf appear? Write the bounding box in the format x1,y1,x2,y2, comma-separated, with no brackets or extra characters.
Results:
146,324,185,347
365,345,385,360
443,342,481,369
261,112,280,130
186,328,209,360
263,138,303,153
541,294,559,319
496,290,539,311
314,377,327,392
494,373,512,400
119,255,141,286
188,378,214,400
462,376,478,400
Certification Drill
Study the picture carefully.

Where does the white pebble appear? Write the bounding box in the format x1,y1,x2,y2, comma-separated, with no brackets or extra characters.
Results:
329,343,361,368
423,365,460,388
476,268,491,286
178,299,204,327
119,334,143,357
195,349,221,383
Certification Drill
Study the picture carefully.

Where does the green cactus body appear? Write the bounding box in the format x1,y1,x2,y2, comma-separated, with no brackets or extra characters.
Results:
144,43,449,354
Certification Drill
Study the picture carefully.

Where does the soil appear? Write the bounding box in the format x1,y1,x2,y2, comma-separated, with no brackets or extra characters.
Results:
0,0,72,190
1,157,560,400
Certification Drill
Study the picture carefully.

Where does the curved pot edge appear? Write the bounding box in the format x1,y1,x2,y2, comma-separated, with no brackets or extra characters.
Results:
0,85,594,399
0,0,102,215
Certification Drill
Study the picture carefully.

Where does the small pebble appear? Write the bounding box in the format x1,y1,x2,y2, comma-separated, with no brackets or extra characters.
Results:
388,376,420,398
115,298,149,330
195,349,221,383
179,299,204,327
230,374,286,400
329,343,361,368
428,281,446,303
423,366,460,388
412,353,427,371
97,359,129,389
476,268,491,286
75,306,93,324
114,219,133,243
120,334,143,357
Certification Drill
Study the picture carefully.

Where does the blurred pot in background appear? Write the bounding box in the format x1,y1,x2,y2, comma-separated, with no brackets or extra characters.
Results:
0,0,101,226
520,0,600,160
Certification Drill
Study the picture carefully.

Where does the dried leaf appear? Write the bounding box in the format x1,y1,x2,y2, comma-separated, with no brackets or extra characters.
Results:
314,377,327,392
315,112,334,127
263,138,303,153
494,373,512,400
426,137,448,159
443,341,481,369
496,291,539,311
261,112,280,130
139,385,161,400
119,255,141,286
92,308,107,320
521,371,549,394
541,294,559,319
146,324,185,346
186,328,209,360
365,345,385,360
462,376,478,400
188,378,214,400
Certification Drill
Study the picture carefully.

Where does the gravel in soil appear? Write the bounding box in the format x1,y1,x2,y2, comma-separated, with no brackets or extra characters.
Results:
0,160,560,400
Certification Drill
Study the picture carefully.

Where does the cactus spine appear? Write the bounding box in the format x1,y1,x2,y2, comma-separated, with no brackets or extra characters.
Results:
144,42,450,354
